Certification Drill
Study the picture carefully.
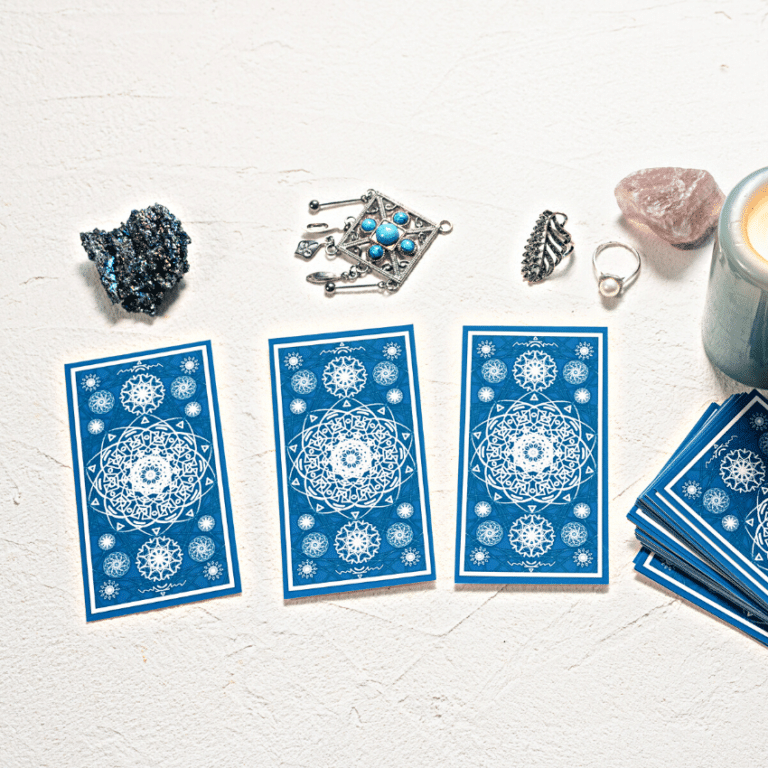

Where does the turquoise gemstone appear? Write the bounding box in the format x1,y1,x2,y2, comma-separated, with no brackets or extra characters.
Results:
393,211,409,226
369,244,384,259
361,217,376,232
399,238,416,254
375,222,400,246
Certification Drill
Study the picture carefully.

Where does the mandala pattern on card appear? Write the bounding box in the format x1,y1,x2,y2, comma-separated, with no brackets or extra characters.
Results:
471,393,596,509
323,356,367,398
719,449,765,493
87,415,216,535
120,373,165,415
288,399,415,517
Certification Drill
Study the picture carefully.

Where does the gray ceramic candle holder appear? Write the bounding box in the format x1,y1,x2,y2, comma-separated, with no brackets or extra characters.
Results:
703,167,768,387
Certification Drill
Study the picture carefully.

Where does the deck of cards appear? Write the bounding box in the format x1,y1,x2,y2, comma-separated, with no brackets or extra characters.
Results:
630,390,768,647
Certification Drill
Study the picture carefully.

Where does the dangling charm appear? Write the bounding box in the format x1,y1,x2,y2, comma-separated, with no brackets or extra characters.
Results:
521,211,574,283
294,189,452,295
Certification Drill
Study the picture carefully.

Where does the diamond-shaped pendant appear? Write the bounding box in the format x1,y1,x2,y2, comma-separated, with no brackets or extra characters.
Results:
296,189,452,294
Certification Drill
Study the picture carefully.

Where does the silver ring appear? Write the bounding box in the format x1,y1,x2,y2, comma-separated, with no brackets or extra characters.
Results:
592,241,641,297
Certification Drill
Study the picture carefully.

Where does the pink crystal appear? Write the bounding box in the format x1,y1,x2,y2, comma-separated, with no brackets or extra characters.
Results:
614,167,725,248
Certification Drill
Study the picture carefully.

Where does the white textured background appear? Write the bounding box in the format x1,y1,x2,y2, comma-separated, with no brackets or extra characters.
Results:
2,1,767,765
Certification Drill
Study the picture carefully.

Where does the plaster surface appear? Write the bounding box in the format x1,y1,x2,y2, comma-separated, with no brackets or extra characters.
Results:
1,2,767,765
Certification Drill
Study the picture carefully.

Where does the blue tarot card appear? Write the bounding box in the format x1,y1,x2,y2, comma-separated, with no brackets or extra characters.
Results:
455,327,608,584
269,325,435,598
634,548,768,649
65,341,241,621
649,391,768,611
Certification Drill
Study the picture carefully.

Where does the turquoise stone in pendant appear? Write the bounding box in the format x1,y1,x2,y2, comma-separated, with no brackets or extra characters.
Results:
393,211,409,226
369,244,384,259
375,222,400,246
399,238,416,254
361,217,376,232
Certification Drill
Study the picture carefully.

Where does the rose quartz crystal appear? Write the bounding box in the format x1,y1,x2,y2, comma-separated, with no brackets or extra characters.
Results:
614,167,725,248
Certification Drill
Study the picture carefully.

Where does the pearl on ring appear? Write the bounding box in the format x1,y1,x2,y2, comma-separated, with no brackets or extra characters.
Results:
598,275,622,297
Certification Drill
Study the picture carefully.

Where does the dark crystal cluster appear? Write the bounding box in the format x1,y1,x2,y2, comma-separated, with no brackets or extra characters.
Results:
80,204,191,315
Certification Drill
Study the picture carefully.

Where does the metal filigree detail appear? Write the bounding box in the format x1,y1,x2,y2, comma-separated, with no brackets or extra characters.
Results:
521,211,573,283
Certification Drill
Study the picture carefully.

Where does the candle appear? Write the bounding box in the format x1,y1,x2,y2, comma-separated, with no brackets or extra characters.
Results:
744,187,768,260
703,167,768,386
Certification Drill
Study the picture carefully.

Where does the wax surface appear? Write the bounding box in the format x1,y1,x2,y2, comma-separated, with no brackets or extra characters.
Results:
743,186,768,260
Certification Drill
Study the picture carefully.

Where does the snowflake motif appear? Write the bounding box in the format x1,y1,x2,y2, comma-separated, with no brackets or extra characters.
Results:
396,503,414,519
120,373,165,415
302,532,329,558
574,342,594,360
297,514,315,531
136,537,183,581
87,415,215,535
751,412,768,431
98,533,116,551
478,387,495,403
474,501,492,518
323,356,367,397
401,548,420,567
387,522,413,548
87,419,105,435
289,399,307,415
198,515,215,532
288,400,414,515
561,522,588,547
513,351,557,392
574,388,590,405
203,561,225,580
476,340,496,358
382,342,401,360
681,480,702,499
170,376,196,400
386,388,404,405
297,559,317,579
180,356,200,374
476,520,504,546
291,370,317,395
573,549,593,567
481,359,508,384
99,581,120,600
702,488,730,514
334,521,381,564
188,536,215,562
472,396,595,508
720,449,765,492
284,352,303,371
470,546,490,566
185,401,202,418
760,432,768,456
722,514,740,532
373,361,399,386
89,391,115,414
103,551,130,578
573,503,591,519
508,514,555,557
81,373,101,392
562,360,588,385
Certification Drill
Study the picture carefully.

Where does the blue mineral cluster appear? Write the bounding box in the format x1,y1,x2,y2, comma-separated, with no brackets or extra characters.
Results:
80,203,190,315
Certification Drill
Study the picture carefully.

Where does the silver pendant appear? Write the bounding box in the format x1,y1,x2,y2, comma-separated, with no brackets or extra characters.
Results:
295,189,452,294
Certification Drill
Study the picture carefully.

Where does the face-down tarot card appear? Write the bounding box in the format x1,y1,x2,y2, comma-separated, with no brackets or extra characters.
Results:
66,341,241,620
270,326,435,598
455,327,608,584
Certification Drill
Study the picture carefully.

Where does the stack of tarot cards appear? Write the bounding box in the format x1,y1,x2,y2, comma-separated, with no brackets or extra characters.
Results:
630,389,768,648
